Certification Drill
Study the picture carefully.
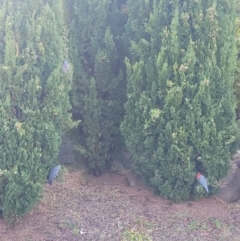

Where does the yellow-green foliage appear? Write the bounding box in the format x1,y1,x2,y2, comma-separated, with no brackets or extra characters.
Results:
122,229,152,241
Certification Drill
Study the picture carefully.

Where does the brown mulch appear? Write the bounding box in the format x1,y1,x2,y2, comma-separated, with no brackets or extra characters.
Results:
0,170,240,241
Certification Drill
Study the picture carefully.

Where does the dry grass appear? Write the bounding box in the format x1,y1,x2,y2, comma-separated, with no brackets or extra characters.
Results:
0,170,240,241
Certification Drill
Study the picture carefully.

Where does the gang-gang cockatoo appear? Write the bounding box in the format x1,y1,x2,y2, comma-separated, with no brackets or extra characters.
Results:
196,172,209,193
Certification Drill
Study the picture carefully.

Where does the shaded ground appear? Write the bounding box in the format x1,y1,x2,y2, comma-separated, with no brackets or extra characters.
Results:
0,170,240,241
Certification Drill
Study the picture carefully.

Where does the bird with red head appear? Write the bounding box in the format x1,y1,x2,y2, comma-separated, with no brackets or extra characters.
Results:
196,172,209,193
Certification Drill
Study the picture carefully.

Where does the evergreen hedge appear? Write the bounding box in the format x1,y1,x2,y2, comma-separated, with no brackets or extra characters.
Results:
122,0,238,202
0,0,73,223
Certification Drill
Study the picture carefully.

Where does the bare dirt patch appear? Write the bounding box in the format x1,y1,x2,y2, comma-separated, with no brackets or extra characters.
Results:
0,170,240,241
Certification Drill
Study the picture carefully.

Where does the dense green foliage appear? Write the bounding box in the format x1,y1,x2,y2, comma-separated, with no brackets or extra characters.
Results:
0,0,72,222
68,0,127,175
235,0,240,117
122,0,238,202
0,0,238,223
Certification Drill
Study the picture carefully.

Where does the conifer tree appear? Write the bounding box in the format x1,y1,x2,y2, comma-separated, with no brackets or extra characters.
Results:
0,0,72,222
235,0,240,117
68,0,126,175
122,0,238,201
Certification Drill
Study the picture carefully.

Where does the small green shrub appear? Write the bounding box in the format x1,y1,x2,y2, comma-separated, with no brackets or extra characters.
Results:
122,229,152,241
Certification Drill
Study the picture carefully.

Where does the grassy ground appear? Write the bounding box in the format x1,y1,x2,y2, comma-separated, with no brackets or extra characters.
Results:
0,169,240,241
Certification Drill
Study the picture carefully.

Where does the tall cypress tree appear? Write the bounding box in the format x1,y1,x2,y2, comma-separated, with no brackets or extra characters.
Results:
68,0,126,175
122,0,238,201
0,0,72,222
235,0,240,117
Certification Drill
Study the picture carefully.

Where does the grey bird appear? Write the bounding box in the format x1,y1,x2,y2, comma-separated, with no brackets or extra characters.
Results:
62,60,70,73
47,165,61,185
